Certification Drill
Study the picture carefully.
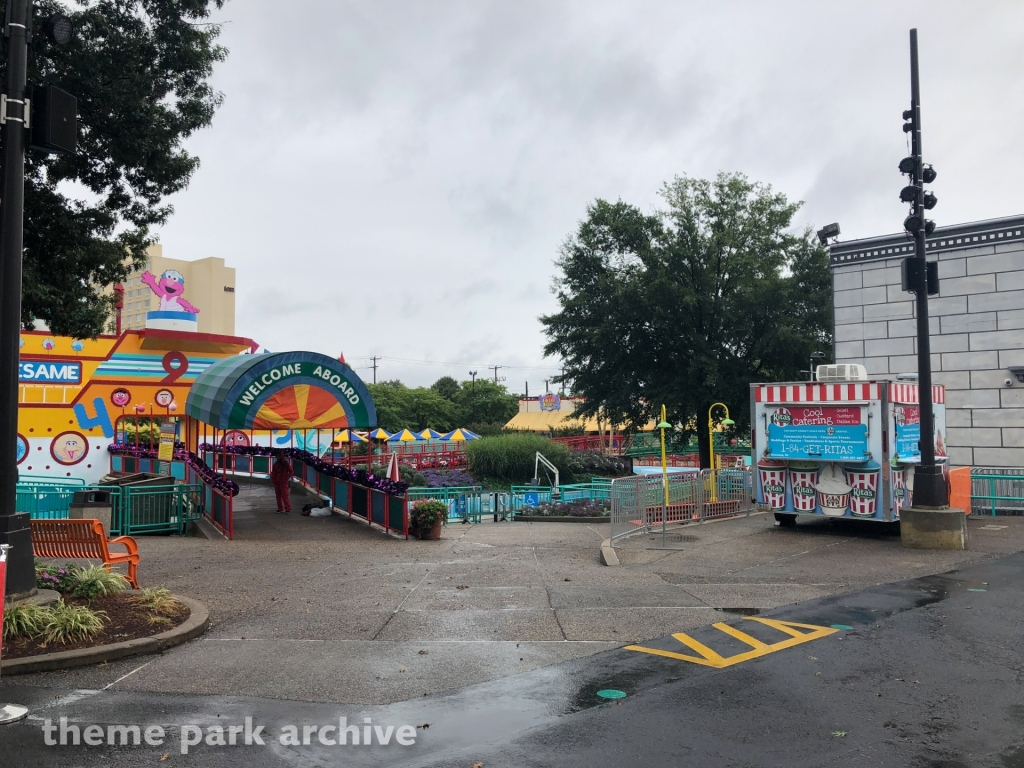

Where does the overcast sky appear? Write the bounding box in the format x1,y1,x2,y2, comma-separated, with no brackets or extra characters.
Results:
156,1,1024,391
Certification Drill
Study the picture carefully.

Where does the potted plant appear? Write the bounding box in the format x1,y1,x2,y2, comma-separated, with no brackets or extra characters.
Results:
409,499,447,540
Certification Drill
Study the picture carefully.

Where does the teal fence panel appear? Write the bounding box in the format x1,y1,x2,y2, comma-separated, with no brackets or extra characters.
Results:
351,486,368,519
112,484,203,536
333,479,349,511
407,486,482,522
318,470,331,496
388,496,406,533
17,484,121,521
371,492,386,525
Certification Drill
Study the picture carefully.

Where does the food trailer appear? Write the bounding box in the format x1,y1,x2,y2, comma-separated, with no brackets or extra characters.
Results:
750,372,946,525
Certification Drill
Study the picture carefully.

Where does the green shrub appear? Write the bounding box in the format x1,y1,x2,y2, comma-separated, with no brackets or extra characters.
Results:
399,464,428,487
71,565,130,601
40,601,107,645
3,603,48,641
466,434,576,484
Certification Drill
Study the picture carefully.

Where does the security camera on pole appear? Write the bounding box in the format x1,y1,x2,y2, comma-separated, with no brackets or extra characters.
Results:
896,29,967,550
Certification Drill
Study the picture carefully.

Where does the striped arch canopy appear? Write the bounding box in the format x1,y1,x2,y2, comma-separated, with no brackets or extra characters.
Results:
184,351,377,430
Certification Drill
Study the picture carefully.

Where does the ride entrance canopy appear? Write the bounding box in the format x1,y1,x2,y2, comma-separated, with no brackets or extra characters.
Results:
185,351,377,430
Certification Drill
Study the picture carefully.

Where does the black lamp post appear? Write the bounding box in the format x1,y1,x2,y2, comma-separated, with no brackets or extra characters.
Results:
0,1,77,598
809,351,826,381
899,28,946,508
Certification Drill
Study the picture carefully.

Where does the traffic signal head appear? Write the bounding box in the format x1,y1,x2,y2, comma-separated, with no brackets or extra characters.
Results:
923,192,937,210
925,219,936,235
922,164,937,183
904,214,923,234
902,109,914,133
899,157,917,175
899,185,920,204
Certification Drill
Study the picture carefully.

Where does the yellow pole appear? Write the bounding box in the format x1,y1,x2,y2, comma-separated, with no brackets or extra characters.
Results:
655,405,671,520
708,402,733,502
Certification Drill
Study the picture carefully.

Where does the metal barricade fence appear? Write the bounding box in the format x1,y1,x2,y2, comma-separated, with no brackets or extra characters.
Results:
113,484,205,536
610,468,755,546
971,467,1024,516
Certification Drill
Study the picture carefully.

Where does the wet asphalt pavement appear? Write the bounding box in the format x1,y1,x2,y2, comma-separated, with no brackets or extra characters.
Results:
1,551,1022,767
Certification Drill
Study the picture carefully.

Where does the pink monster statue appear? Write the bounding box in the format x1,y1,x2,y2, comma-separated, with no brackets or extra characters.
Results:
141,269,200,314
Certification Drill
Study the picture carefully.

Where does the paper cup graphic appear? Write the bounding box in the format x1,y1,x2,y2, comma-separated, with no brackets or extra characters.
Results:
758,460,787,510
891,468,907,518
844,462,881,517
817,491,851,516
815,463,851,517
789,462,819,512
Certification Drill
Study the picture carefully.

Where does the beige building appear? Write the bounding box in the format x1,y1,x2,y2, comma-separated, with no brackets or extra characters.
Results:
114,245,236,336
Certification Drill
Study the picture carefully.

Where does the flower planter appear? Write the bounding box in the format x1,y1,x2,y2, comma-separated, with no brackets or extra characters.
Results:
417,520,443,540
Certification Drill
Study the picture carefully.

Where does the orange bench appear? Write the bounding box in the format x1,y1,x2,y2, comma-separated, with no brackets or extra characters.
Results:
31,519,140,589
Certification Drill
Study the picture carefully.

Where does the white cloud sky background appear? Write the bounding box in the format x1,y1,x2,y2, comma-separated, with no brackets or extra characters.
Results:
155,1,1024,391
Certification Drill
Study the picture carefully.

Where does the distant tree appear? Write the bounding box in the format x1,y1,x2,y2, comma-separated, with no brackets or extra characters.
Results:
541,173,833,466
367,381,413,432
9,0,227,337
430,376,461,401
452,379,519,427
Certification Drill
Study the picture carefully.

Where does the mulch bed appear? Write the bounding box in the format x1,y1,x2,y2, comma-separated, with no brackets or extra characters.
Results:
2,593,190,660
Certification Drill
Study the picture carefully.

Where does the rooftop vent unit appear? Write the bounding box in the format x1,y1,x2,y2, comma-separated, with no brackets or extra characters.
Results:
816,364,868,382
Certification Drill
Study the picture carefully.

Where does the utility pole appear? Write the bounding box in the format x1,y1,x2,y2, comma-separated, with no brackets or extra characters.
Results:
489,365,504,384
901,28,946,509
560,366,566,395
0,0,34,599
468,370,477,422
370,356,380,385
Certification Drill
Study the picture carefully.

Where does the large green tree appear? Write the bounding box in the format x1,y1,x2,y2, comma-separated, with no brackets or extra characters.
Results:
5,0,227,337
367,377,519,433
541,173,833,465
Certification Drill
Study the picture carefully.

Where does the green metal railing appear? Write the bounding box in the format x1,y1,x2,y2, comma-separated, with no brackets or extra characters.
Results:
407,486,483,523
971,469,1024,516
16,484,118,520
113,484,205,536
17,482,203,536
509,481,613,514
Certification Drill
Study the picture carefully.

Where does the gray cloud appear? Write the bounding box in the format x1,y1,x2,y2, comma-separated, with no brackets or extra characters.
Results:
156,0,1024,390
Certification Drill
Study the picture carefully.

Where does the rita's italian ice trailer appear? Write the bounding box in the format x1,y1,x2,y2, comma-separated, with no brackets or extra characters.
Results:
750,366,947,525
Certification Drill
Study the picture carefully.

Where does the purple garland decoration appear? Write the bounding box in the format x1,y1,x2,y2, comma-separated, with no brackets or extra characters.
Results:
107,442,240,497
197,444,409,496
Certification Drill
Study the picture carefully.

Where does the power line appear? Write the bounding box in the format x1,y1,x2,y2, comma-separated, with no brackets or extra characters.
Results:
348,354,562,371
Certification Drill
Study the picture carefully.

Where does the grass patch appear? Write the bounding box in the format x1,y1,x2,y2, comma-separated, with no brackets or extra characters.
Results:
3,603,48,641
71,566,130,601
40,601,107,645
133,587,183,617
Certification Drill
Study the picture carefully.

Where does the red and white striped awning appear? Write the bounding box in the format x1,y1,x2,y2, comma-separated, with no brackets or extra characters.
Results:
888,382,945,404
754,383,882,403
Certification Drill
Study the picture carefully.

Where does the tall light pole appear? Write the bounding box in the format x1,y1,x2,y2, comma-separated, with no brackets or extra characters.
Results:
0,4,75,599
900,28,946,508
0,0,34,599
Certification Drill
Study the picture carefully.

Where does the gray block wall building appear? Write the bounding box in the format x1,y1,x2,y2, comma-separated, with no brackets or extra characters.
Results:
829,215,1024,468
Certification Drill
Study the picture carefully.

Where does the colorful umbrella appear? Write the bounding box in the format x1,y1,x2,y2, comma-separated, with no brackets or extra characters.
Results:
388,428,422,443
441,428,479,442
332,429,367,444
368,428,392,440
418,428,443,440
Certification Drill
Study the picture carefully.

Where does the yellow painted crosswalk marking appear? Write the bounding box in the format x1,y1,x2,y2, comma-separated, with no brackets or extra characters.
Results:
625,618,838,668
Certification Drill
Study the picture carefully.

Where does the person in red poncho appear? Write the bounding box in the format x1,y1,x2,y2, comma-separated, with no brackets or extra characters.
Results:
270,451,293,514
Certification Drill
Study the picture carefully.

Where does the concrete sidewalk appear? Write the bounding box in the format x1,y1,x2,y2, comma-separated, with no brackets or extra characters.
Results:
6,479,1023,705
